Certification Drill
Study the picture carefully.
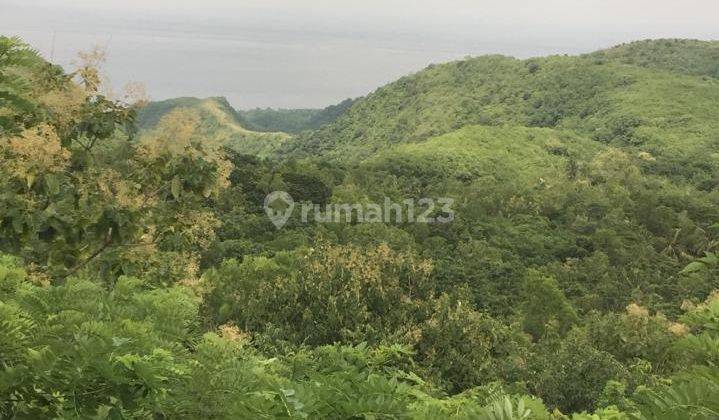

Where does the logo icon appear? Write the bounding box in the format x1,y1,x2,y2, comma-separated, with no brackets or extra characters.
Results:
264,191,295,229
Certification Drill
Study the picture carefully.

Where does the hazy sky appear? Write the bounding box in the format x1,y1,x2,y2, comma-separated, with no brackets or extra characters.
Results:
1,0,717,108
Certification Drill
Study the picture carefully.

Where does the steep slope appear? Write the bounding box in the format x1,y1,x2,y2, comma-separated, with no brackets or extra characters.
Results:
137,97,290,157
137,96,357,156
286,41,719,187
136,96,248,130
287,55,531,158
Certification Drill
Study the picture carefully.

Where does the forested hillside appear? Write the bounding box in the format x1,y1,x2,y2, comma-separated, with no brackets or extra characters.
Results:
2,36,719,419
239,98,357,134
139,97,356,136
588,39,719,78
288,40,719,180
137,96,290,157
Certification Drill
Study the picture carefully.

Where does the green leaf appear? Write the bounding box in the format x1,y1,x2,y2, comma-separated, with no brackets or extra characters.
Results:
681,261,708,274
45,174,61,195
699,253,718,266
171,175,182,200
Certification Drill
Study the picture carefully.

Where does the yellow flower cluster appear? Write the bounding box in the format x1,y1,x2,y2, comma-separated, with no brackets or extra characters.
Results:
2,124,70,187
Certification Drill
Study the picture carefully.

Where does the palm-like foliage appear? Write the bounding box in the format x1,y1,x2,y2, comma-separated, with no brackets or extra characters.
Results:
0,36,40,133
3,35,719,419
633,296,719,419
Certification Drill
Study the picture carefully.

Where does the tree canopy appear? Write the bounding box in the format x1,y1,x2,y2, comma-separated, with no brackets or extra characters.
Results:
2,36,719,419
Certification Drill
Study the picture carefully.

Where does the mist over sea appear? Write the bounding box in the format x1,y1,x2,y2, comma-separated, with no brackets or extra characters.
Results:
2,0,717,109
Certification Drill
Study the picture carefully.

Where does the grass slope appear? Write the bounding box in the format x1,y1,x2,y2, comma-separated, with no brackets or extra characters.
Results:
137,97,291,157
286,40,719,189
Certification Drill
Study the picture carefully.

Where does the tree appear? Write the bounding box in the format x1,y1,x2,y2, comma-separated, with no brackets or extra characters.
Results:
522,271,579,339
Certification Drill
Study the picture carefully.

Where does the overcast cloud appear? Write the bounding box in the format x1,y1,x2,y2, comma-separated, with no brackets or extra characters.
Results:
1,0,717,108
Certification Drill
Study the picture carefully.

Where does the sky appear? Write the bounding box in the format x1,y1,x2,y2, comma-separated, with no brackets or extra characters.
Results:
1,0,718,109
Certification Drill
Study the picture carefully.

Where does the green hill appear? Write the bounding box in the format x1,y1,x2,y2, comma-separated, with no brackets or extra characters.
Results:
239,98,357,134
136,96,357,156
287,41,719,188
137,96,291,157
4,35,719,419
589,38,719,78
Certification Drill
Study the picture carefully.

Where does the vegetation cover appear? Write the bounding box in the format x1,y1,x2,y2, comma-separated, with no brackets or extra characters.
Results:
1,36,719,418
238,98,357,134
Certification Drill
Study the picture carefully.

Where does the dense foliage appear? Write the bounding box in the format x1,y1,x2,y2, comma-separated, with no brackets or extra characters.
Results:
239,98,357,134
588,39,719,79
2,36,719,418
136,97,290,158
